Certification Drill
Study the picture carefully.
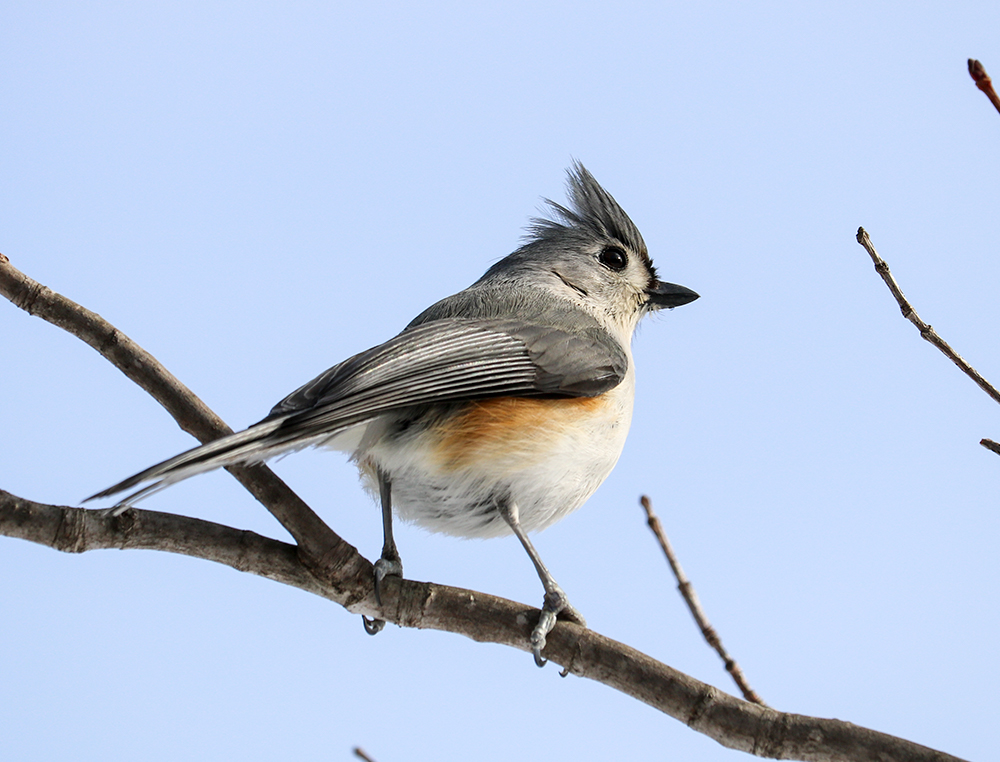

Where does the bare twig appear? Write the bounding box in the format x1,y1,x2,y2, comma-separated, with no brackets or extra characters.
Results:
640,496,766,706
855,228,1000,407
980,439,1000,457
968,59,1000,116
353,748,378,762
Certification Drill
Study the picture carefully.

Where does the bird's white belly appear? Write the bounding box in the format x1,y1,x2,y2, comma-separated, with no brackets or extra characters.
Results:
358,372,635,538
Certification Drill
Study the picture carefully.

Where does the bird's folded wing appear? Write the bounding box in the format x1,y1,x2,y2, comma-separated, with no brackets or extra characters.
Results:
265,316,627,436
88,317,626,503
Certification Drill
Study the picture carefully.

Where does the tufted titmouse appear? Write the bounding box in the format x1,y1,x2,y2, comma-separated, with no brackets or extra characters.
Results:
89,163,698,665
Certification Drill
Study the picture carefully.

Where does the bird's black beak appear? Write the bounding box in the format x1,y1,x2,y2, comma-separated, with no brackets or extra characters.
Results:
647,280,699,310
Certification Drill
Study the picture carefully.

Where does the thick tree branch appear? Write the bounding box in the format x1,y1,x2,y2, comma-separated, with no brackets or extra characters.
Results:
0,489,965,762
0,253,358,585
0,488,329,597
1,253,968,761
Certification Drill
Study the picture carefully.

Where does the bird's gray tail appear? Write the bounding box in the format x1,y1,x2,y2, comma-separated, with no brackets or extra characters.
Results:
85,417,292,509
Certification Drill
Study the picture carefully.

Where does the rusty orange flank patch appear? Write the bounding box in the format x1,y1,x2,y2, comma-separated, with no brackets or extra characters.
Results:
430,395,610,472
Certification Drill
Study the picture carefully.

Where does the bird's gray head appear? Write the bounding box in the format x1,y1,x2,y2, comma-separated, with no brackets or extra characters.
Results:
478,162,698,335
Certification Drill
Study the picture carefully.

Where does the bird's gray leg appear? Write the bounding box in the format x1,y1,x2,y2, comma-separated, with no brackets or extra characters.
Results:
498,499,586,667
362,468,403,636
374,468,404,598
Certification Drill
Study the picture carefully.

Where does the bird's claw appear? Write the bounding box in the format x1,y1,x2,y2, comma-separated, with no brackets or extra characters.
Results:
531,586,586,667
373,556,403,606
362,615,385,635
532,610,556,666
362,555,403,636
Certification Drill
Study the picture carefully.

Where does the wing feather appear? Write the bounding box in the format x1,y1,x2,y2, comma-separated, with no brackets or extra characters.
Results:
89,314,627,504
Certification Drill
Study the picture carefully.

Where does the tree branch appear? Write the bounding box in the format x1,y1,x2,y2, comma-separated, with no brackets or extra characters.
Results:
854,228,1000,407
0,489,966,762
980,438,1000,457
0,253,359,585
640,495,766,706
1,252,969,761
0,487,329,597
968,59,1000,116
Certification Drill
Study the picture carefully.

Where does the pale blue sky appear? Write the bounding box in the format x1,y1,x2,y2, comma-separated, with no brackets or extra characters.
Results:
3,3,999,761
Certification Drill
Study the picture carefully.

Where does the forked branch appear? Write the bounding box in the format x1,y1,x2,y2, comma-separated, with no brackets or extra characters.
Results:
0,253,353,573
0,253,966,762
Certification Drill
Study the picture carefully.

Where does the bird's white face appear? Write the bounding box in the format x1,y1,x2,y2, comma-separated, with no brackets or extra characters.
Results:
540,240,660,342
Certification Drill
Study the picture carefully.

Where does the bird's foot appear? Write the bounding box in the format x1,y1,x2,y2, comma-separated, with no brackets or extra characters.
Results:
531,586,586,667
373,555,403,605
362,555,403,636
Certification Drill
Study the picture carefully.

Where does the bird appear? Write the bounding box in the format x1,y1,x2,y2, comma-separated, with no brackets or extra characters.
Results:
88,162,699,666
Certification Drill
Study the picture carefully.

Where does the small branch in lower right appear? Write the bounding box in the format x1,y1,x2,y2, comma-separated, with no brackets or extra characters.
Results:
640,495,767,706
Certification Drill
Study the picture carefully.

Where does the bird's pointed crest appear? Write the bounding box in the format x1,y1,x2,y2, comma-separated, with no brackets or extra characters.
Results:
525,162,652,271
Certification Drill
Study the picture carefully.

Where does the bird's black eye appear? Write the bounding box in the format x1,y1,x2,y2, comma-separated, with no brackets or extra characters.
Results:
599,246,628,272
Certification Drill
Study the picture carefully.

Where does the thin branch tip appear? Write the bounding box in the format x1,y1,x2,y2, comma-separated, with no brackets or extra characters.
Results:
968,58,1000,114
980,438,1000,456
969,58,989,86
